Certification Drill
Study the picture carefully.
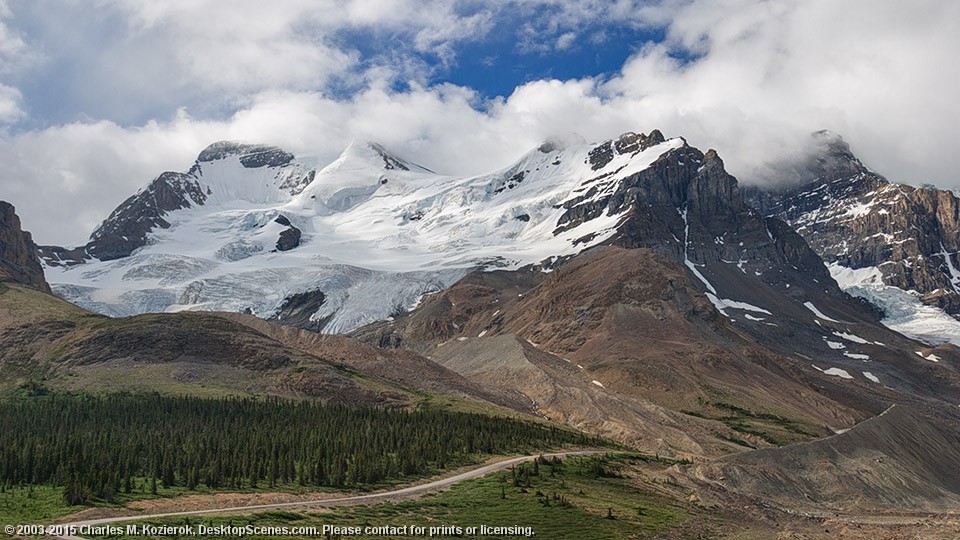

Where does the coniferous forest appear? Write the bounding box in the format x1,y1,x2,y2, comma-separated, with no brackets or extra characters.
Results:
0,393,600,505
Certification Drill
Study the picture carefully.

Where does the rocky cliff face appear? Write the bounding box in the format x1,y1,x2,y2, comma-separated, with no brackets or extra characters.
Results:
564,132,839,299
87,172,209,261
0,201,51,293
196,142,294,168
746,132,960,315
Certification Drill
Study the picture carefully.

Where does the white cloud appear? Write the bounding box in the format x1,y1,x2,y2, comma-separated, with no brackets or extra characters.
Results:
0,83,21,124
2,0,960,247
604,0,960,185
100,0,499,92
2,0,501,126
0,0,27,125
555,32,576,50
0,1,27,66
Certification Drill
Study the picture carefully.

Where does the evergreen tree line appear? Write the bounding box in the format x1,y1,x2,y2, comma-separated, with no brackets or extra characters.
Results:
0,393,600,504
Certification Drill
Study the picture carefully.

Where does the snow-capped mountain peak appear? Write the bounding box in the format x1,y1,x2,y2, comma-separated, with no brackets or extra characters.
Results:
43,130,825,334
292,141,436,215
189,141,311,205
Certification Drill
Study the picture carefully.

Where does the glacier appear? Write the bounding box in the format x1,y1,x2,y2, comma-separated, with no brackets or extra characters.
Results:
44,135,684,333
828,262,960,347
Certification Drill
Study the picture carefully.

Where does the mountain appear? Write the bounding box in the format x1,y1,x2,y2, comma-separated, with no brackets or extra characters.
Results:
355,242,960,452
745,131,960,345
11,129,960,522
38,142,307,265
0,201,51,293
40,131,855,336
330,132,960,461
37,132,960,415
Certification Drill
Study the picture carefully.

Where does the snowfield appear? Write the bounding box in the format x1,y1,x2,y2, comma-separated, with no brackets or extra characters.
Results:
45,137,684,332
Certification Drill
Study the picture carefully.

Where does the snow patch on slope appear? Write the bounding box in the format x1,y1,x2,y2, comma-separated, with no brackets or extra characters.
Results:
812,365,853,379
705,293,772,316
832,331,870,344
803,301,840,322
824,339,845,350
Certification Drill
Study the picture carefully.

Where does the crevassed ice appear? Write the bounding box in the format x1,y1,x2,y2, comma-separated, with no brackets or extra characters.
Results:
828,262,960,346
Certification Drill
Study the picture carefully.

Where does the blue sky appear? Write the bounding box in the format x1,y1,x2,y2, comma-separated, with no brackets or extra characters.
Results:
6,1,671,129
444,26,669,99
1,1,958,245
339,15,669,103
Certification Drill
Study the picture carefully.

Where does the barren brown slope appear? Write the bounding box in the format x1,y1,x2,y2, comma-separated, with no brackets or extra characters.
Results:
358,246,960,454
428,333,756,458
689,405,960,513
492,248,846,423
353,244,960,516
0,282,410,405
220,313,532,413
355,247,868,454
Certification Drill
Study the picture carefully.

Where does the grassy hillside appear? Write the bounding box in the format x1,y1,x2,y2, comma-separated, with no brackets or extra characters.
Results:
0,284,475,417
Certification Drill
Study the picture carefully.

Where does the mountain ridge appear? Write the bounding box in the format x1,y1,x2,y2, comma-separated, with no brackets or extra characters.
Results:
38,131,861,338
5,129,960,523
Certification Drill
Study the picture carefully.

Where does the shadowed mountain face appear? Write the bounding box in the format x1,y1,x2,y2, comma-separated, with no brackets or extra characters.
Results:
0,201,51,293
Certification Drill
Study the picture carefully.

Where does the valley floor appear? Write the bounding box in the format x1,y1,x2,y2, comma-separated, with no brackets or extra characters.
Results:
30,453,960,540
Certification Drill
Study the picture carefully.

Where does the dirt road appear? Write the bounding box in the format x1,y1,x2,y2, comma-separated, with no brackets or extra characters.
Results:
53,450,608,539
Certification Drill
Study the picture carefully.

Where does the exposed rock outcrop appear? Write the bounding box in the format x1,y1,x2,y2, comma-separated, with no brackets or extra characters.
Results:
273,215,301,251
268,289,326,330
197,141,294,168
0,201,51,293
